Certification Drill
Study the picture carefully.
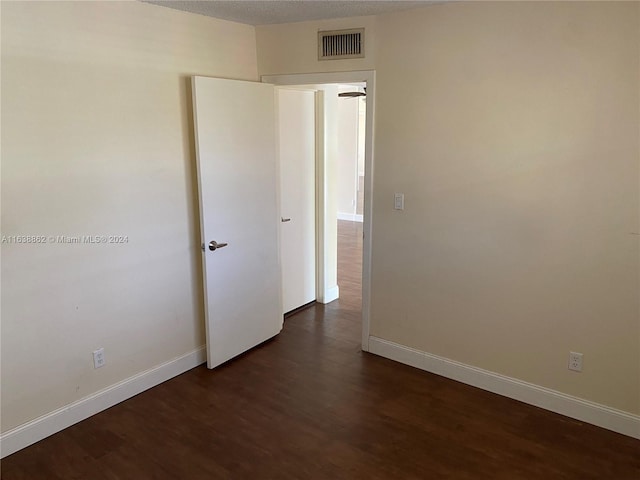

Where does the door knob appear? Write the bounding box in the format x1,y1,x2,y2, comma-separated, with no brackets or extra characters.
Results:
281,217,291,223
209,240,228,251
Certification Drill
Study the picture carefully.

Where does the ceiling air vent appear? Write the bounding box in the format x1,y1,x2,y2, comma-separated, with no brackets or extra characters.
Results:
318,28,364,61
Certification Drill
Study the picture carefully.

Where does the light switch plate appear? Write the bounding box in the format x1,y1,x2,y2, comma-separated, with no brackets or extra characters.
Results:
394,193,404,211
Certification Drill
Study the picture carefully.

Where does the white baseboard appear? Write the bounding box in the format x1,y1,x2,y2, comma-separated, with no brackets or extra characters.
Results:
368,336,640,439
337,212,363,223
320,285,340,304
0,346,206,458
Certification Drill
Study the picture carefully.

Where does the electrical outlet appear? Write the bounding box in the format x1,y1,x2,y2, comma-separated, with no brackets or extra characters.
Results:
568,351,583,372
93,348,105,369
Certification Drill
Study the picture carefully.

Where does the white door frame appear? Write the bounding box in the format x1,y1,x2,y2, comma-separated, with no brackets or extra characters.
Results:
262,71,375,352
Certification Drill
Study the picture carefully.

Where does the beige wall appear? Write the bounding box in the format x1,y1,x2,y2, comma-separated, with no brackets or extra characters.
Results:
1,1,258,432
257,2,640,414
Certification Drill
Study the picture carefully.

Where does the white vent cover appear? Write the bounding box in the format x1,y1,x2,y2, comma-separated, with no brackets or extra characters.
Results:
318,28,364,60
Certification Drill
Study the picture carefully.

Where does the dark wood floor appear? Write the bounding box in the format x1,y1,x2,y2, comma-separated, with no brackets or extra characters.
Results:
2,220,639,479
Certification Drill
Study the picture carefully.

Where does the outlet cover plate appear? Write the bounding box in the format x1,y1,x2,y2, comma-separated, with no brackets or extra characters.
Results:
568,351,583,372
93,348,105,369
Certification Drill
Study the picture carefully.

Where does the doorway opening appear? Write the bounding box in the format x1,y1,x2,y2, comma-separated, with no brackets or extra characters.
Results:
263,71,375,352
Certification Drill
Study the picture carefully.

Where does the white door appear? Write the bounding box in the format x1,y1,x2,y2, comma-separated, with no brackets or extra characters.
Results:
192,76,282,369
278,89,317,313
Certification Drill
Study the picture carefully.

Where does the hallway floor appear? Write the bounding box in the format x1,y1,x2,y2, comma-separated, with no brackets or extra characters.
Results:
2,221,639,479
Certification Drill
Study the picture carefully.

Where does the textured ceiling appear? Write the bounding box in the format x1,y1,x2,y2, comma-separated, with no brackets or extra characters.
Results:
143,1,436,26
